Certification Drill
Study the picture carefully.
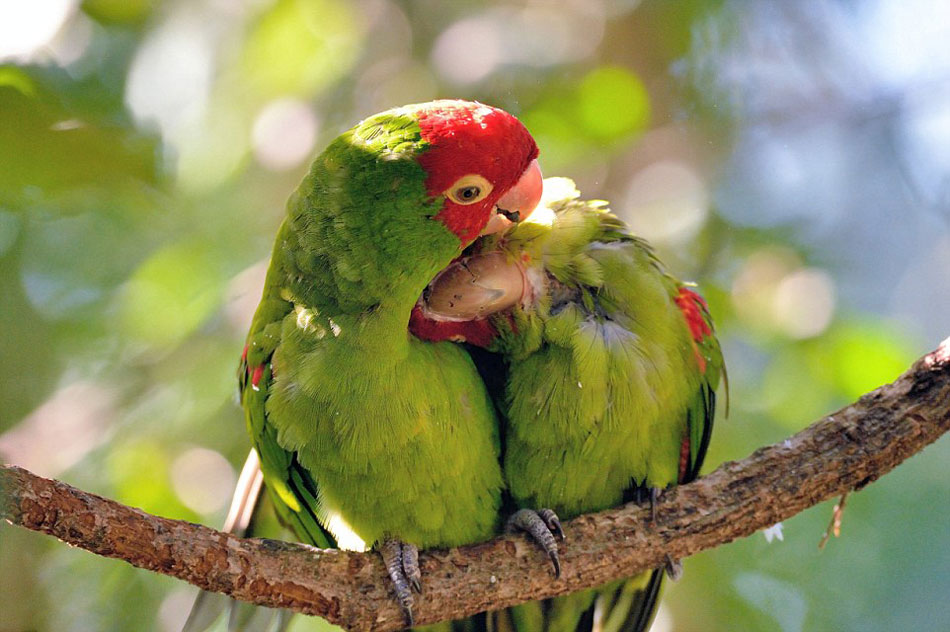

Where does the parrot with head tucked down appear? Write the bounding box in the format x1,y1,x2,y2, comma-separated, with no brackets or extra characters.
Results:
184,100,546,632
411,178,725,632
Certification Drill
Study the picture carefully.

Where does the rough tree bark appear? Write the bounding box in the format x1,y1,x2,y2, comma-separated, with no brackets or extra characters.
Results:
2,337,949,631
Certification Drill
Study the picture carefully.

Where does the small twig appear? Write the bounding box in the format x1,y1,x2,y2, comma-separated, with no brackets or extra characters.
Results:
818,491,850,550
2,337,949,631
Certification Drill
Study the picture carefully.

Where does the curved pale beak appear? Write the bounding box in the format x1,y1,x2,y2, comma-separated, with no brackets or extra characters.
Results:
480,158,543,236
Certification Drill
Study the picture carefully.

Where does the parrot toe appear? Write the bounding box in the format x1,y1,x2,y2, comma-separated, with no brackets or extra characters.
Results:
381,538,422,626
506,508,564,578
628,484,665,522
648,486,662,523
664,554,683,581
538,508,565,541
403,544,423,594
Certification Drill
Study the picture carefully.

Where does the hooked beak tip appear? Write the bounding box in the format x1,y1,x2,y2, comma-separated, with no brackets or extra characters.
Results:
496,208,521,223
480,159,543,236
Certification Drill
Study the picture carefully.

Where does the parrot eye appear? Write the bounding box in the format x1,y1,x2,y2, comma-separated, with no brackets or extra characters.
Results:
457,185,481,201
446,174,493,205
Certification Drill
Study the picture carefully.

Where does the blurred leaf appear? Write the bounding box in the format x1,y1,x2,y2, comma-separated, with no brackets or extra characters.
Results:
761,345,835,430
0,66,162,208
241,0,364,99
0,65,36,96
151,338,241,432
119,239,226,349
20,210,143,319
83,0,156,26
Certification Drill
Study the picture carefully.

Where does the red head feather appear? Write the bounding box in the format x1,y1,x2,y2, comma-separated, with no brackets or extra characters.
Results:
415,101,539,244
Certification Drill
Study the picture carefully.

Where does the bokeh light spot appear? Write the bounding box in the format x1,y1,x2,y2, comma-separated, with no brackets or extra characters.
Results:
175,107,250,193
830,322,917,399
125,15,214,137
772,268,836,339
108,440,187,516
225,259,269,335
0,0,76,62
170,447,237,514
622,160,708,244
251,98,319,171
577,66,650,140
0,382,115,477
731,247,801,334
431,17,502,84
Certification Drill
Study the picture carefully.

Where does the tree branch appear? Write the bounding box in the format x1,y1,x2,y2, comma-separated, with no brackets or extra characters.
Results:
2,337,949,631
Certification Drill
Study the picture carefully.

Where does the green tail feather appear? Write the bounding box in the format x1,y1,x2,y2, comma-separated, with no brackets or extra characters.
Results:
597,572,664,632
476,573,659,632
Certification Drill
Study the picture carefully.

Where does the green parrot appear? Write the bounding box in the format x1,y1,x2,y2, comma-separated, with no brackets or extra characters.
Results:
186,100,545,631
411,177,725,631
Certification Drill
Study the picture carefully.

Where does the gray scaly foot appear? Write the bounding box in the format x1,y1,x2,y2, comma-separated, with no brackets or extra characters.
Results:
381,538,423,626
506,508,565,578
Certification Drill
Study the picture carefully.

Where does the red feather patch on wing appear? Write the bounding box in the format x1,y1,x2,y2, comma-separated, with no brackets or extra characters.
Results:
678,435,691,484
675,287,712,373
250,364,265,390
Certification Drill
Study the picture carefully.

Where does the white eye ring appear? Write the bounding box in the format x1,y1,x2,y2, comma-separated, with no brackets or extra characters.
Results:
445,174,493,205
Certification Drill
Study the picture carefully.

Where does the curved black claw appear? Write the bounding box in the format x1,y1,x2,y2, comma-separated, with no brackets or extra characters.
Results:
381,538,421,626
538,508,565,541
506,508,564,578
664,554,683,581
649,486,661,523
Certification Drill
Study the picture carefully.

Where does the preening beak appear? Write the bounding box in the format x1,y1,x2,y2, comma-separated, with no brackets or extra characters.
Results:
481,159,543,236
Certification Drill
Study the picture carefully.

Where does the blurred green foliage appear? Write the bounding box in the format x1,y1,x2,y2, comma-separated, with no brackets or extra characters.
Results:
1,1,948,631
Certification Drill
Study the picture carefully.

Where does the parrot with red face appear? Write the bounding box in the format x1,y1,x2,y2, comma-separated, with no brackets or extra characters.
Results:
184,100,545,631
412,178,725,631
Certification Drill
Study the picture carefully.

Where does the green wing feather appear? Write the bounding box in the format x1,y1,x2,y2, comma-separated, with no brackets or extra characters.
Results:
240,314,337,550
